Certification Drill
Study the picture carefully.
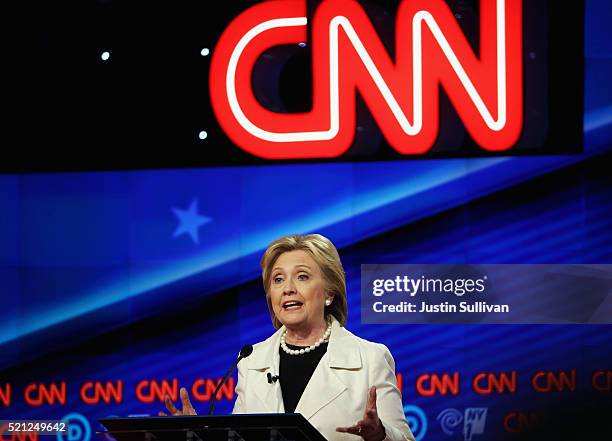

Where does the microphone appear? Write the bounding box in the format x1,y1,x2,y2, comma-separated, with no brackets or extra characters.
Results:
267,373,280,384
208,344,253,415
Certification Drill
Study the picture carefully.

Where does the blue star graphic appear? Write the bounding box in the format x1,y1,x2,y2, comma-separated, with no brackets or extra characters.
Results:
172,198,211,245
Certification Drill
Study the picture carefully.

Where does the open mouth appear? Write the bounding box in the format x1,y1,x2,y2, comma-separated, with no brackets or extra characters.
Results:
282,301,304,310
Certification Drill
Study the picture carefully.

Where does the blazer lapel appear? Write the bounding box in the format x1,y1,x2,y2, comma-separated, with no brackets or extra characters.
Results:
245,327,285,413
295,319,362,420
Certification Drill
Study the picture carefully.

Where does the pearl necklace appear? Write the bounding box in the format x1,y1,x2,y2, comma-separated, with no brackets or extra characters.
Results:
280,322,332,355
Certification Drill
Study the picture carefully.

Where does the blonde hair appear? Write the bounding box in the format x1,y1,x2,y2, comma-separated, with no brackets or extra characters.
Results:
260,234,348,329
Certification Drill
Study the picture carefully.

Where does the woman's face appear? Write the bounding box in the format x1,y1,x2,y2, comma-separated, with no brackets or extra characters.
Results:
268,250,330,332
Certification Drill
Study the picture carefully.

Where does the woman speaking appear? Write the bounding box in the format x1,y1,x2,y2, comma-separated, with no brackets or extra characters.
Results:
163,234,414,441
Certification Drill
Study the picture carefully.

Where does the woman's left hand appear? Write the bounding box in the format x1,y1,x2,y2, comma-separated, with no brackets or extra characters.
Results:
336,386,386,441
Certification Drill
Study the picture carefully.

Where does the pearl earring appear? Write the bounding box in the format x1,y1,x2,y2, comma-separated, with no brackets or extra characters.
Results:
325,298,332,306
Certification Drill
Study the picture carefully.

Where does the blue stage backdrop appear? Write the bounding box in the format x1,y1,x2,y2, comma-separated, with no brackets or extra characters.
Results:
1,1,611,441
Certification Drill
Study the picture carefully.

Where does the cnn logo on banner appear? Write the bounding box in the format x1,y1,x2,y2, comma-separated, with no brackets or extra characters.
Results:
210,0,522,159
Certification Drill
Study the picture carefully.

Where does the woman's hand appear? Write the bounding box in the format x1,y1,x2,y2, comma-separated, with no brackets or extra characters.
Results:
158,387,197,416
336,386,386,441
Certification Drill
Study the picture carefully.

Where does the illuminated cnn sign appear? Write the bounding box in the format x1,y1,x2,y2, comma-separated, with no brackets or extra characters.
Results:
210,0,523,159
5,0,582,171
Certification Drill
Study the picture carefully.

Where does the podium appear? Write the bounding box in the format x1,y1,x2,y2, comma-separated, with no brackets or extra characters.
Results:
98,414,329,441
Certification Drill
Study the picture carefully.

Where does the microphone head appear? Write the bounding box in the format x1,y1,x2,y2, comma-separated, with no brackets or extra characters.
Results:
240,344,253,358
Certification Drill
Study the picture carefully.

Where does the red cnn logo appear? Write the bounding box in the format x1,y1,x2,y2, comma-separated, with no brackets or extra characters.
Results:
192,378,236,402
210,0,523,159
473,371,517,395
415,372,459,396
531,370,576,393
80,380,124,404
24,382,66,406
136,379,178,404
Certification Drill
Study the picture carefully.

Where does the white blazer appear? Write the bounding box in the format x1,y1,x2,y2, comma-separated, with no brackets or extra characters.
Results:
232,318,415,441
